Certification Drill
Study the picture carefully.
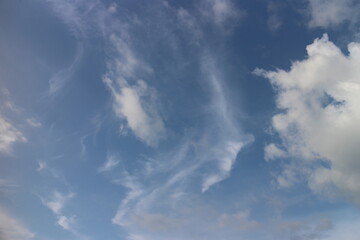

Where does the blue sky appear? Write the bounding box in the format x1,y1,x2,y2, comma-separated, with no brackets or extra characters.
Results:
1,0,360,239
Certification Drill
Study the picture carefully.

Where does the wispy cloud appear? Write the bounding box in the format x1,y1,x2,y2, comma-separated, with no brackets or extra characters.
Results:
43,0,96,95
267,1,283,32
202,0,246,29
43,1,253,239
0,116,26,154
26,118,42,128
42,190,74,215
0,207,34,240
306,0,360,28
98,155,120,172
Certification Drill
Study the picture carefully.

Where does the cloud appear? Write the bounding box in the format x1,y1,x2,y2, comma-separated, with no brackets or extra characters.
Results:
203,0,246,28
26,118,42,128
0,207,34,240
0,116,26,154
98,155,120,172
37,161,46,172
42,190,74,215
41,190,90,239
307,0,360,28
256,34,360,204
217,211,259,230
104,77,166,147
267,1,283,32
264,143,287,161
102,28,166,147
277,218,333,240
202,140,247,192
48,44,83,95
0,179,18,194
110,54,253,239
43,0,94,94
44,1,253,239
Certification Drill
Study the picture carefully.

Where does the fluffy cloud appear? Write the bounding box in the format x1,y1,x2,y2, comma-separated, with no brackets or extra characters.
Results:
104,77,166,147
0,207,34,240
256,34,360,203
0,116,26,154
307,0,360,28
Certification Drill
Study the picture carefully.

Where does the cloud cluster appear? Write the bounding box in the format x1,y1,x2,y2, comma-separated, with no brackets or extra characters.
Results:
256,34,360,203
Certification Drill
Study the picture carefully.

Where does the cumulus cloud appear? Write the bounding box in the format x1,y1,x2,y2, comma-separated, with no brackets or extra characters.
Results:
307,0,360,28
0,116,26,154
0,207,34,240
256,34,360,203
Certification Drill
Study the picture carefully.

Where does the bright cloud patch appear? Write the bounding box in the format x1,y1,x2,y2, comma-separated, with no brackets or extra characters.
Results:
256,34,360,203
0,116,26,154
104,78,166,147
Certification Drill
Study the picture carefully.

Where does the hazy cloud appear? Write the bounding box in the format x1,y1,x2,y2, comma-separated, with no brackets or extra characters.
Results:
0,207,34,240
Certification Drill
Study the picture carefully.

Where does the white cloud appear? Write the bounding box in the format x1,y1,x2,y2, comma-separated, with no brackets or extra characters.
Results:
204,0,245,27
307,0,360,28
37,161,46,172
42,190,74,215
110,55,254,239
41,190,90,239
0,179,18,194
48,45,83,95
202,141,246,192
256,34,360,203
98,155,120,172
0,116,26,154
264,143,286,161
26,118,42,128
0,207,34,240
104,77,166,147
44,0,94,94
57,215,74,231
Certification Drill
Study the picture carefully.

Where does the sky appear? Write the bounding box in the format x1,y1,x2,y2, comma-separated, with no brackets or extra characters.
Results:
1,0,360,239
